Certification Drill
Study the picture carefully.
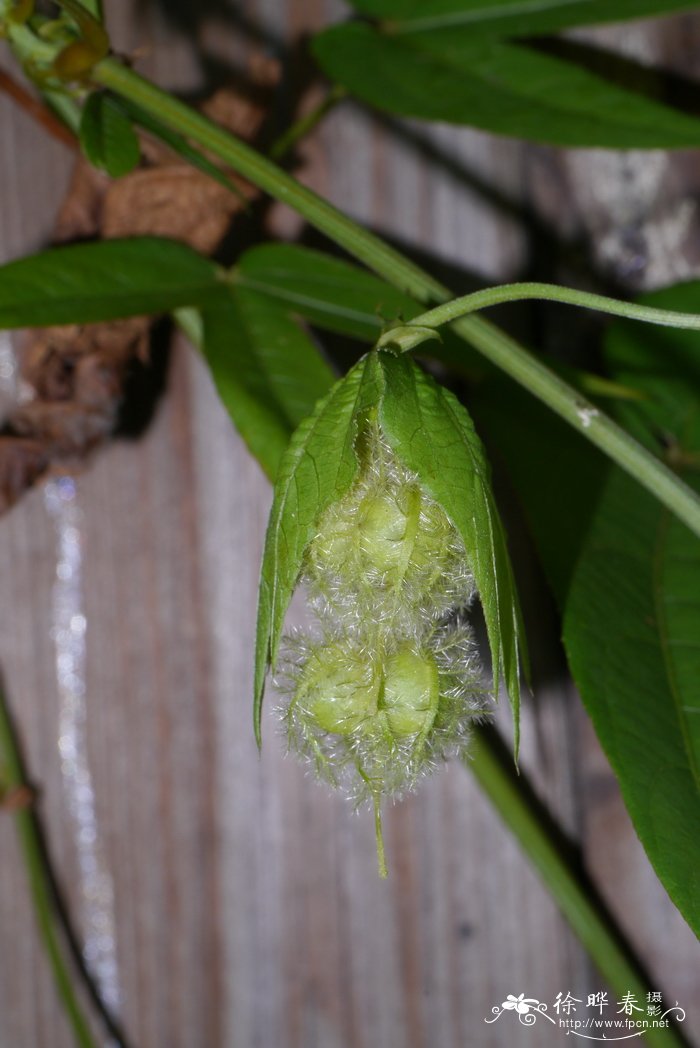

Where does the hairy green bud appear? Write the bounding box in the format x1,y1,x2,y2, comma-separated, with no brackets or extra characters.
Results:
306,423,475,627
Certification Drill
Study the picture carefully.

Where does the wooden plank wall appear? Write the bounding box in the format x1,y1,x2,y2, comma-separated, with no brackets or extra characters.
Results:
0,4,698,1046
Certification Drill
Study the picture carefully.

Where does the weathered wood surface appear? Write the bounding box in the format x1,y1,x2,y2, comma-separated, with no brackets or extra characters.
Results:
0,5,698,1048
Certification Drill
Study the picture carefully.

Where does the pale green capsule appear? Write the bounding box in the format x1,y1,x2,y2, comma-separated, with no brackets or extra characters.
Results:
382,647,439,739
298,642,379,735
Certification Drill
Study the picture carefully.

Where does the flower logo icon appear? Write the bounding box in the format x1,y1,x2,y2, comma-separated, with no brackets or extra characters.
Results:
502,994,538,1015
485,994,555,1026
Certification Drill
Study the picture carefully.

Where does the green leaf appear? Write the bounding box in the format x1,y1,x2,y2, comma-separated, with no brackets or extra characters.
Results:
237,244,420,341
473,282,700,932
254,353,384,743
564,468,700,933
344,0,700,38
313,22,700,148
0,238,224,327
200,289,335,481
602,282,700,785
79,91,140,178
377,353,524,754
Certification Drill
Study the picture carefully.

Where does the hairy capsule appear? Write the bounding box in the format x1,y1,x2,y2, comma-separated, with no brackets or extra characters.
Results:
278,622,488,806
275,420,491,859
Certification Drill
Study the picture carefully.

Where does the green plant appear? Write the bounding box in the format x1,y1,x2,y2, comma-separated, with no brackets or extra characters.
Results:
0,1,699,1045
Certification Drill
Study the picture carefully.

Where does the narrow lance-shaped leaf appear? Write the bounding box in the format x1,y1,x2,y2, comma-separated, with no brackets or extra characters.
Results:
313,23,700,149
377,353,524,754
200,288,334,481
254,353,384,743
0,238,225,328
343,0,700,38
600,284,700,786
564,469,700,933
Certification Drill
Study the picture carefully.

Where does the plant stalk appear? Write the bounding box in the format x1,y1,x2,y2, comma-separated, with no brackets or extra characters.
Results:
0,687,97,1048
92,57,700,541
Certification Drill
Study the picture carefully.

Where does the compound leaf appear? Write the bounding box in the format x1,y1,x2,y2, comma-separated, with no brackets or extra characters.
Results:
79,91,140,178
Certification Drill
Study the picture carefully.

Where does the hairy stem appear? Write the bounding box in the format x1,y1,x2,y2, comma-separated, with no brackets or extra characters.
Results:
0,687,97,1048
92,57,700,541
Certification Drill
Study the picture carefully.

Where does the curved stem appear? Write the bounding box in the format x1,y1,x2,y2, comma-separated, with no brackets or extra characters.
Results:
0,687,97,1048
0,68,78,146
91,58,700,542
467,731,686,1048
379,281,700,342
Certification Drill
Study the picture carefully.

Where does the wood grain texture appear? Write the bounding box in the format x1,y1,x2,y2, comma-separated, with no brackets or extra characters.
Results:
0,4,699,1047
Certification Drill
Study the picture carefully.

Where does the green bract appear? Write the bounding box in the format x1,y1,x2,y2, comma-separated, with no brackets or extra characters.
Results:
254,349,525,870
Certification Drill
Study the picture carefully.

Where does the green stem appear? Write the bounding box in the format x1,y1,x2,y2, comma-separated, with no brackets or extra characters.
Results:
92,58,700,542
373,795,388,879
380,281,700,342
269,84,347,161
451,316,700,541
0,688,97,1048
467,732,686,1048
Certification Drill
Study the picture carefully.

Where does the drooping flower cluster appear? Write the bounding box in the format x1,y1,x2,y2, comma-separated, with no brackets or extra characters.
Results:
275,419,491,809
